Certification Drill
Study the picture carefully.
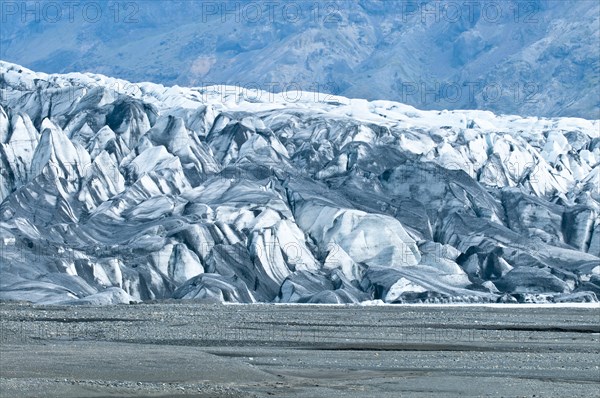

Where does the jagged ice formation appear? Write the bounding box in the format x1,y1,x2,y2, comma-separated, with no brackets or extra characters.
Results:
0,62,599,304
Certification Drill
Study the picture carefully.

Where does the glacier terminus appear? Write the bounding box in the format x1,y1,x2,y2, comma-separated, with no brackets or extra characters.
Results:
0,62,598,305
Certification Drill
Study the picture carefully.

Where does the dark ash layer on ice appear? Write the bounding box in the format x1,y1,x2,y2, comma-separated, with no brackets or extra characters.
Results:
0,62,599,305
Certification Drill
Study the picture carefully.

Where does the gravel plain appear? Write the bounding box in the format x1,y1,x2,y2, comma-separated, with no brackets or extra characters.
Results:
1,302,599,397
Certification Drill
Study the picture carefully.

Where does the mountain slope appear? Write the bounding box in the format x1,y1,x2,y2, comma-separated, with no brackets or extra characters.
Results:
1,0,598,118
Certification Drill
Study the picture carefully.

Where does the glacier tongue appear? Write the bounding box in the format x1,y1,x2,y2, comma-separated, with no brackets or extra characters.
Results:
0,61,599,305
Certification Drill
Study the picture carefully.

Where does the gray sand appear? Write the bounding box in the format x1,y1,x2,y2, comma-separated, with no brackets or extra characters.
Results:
1,303,599,397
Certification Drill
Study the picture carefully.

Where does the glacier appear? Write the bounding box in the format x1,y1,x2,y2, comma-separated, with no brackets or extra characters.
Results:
0,61,599,305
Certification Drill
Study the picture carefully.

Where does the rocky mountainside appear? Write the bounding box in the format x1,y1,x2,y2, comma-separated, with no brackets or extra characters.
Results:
0,62,599,304
1,0,598,118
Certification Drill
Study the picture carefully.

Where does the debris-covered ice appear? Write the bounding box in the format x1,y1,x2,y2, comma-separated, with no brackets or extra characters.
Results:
0,62,599,304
